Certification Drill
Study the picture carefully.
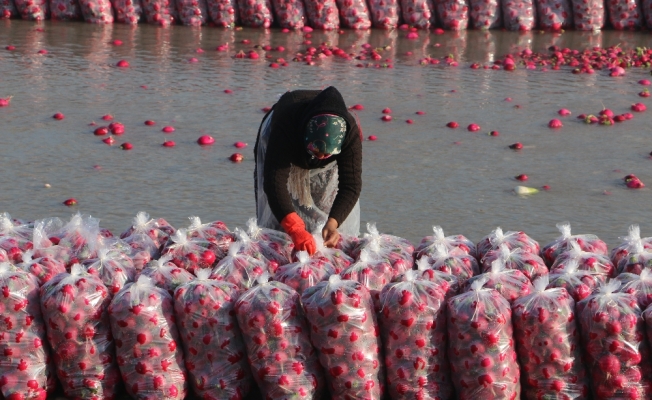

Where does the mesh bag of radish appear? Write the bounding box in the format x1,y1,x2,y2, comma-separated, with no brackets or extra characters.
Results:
235,277,325,399
397,257,461,300
108,275,187,399
271,0,306,29
512,276,590,399
303,0,340,29
578,281,652,399
0,263,55,400
13,0,49,20
82,247,136,296
571,0,605,29
175,0,209,25
237,0,273,27
611,225,652,267
229,229,289,274
367,0,400,28
173,269,253,399
112,0,143,23
617,269,652,310
0,213,34,265
243,218,294,265
48,213,107,268
139,256,195,297
480,243,548,283
50,0,81,20
477,227,541,261
0,0,18,18
414,225,477,261
379,270,453,399
464,259,534,304
447,278,521,399
210,242,271,291
469,0,502,28
400,0,437,29
120,212,176,272
617,241,652,275
78,0,113,23
141,0,177,26
434,0,470,29
541,222,608,267
423,243,479,286
206,0,238,26
161,228,223,275
310,232,354,274
350,223,414,272
39,265,120,399
301,275,385,399
606,0,642,29
336,0,372,29
536,0,572,29
547,259,601,303
501,0,536,30
550,241,614,282
274,250,337,295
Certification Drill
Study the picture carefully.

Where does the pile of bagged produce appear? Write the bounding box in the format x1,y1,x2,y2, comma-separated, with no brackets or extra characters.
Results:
4,212,652,399
1,0,651,31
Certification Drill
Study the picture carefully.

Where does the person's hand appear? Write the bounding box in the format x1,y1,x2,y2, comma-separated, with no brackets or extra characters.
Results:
281,212,317,255
322,218,340,248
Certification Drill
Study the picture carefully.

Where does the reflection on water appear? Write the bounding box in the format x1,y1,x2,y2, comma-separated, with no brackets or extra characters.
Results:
0,20,651,248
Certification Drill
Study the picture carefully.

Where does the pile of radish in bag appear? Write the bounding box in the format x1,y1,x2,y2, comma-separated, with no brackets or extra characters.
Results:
4,212,652,400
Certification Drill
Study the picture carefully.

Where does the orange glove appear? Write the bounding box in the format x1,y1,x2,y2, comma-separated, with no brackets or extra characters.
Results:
281,212,316,255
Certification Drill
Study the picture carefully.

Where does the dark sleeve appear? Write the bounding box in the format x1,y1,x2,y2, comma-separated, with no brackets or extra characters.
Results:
329,125,362,226
262,119,296,225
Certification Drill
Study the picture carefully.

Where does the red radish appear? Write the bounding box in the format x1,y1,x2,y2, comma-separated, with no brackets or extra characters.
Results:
5,45,16,50
229,153,243,162
37,49,47,55
446,121,459,128
368,135,377,141
116,60,129,68
162,141,175,147
639,79,651,86
195,48,204,53
558,108,571,116
188,57,198,63
416,110,425,115
467,123,480,132
224,89,232,94
509,142,523,150
609,66,625,77
53,112,65,120
639,89,650,98
350,104,364,110
120,142,133,150
0,97,12,107
276,46,285,51
162,126,175,133
145,120,155,126
234,141,247,148
63,198,77,206
109,122,125,135
548,119,563,128
406,32,419,39
542,185,551,190
247,51,259,60
102,114,113,121
381,115,392,122
112,39,123,46
599,109,614,117
382,108,391,114
102,137,115,145
632,103,647,112
406,119,414,124
489,130,499,136
626,179,645,189
94,127,108,136
515,174,528,181
269,63,279,68
505,97,513,102
197,135,214,145
623,113,634,120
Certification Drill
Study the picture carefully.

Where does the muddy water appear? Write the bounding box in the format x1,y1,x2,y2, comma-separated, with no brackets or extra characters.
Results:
0,20,651,248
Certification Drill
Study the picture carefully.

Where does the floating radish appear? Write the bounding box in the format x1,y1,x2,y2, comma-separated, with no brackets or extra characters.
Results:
236,277,325,399
379,271,453,399
108,276,187,399
174,270,253,399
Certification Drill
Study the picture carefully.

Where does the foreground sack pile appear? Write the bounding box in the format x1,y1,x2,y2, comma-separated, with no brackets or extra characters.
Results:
3,212,652,399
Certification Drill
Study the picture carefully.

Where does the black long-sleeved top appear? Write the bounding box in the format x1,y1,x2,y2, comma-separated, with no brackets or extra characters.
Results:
254,86,362,226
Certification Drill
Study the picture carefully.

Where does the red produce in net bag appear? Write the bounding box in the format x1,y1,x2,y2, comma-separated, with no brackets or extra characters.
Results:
401,0,437,29
0,214,33,265
0,0,18,18
49,213,108,268
379,271,453,399
617,269,652,310
0,262,54,400
502,0,536,29
50,0,81,19
336,0,372,29
397,257,461,300
301,275,384,399
0,213,33,240
351,223,414,272
232,229,288,271
336,233,360,259
304,0,340,30
142,0,176,26
82,247,136,296
173,269,253,399
111,0,142,23
140,256,195,297
311,232,354,274
18,249,66,287
415,226,477,261
341,249,401,311
611,225,652,267
536,0,572,29
206,0,238,26
186,216,234,256
578,281,652,399
550,241,614,281
161,228,222,275
274,250,336,295
245,218,293,264
175,0,208,24
447,278,521,399
367,0,400,28
469,0,502,28
645,0,652,28
512,275,589,399
481,243,548,283
235,276,325,399
425,243,479,286
271,0,306,29
210,242,270,291
464,259,533,304
0,248,8,263
121,212,175,252
237,0,273,27
40,265,120,399
547,259,600,302
571,0,604,29
108,275,187,399
78,0,113,23
434,0,470,29
541,222,608,268
477,227,540,261
617,241,652,276
606,0,642,29
12,0,48,20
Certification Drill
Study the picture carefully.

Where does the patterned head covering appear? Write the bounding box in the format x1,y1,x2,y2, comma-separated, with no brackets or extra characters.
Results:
304,114,347,159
